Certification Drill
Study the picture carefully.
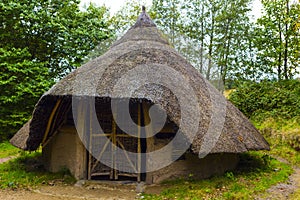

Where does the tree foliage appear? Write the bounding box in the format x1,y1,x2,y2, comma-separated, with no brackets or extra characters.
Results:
0,48,51,140
111,0,148,35
229,79,300,120
0,0,112,78
185,0,255,89
0,0,113,140
151,0,182,44
255,0,300,80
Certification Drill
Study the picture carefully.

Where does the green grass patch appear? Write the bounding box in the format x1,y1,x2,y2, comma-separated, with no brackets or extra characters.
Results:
0,141,20,158
290,188,300,200
143,151,293,200
253,117,300,165
253,116,300,132
0,151,76,189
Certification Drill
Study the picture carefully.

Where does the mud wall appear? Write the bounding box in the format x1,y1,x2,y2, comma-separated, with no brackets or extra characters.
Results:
150,153,239,184
42,125,87,179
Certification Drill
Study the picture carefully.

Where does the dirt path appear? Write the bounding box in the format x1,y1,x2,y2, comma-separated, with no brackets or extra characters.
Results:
0,181,141,200
0,185,138,200
262,167,300,200
0,181,166,200
256,156,300,200
0,156,15,164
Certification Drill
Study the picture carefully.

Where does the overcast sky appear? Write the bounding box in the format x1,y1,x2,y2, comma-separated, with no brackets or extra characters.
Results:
80,0,263,20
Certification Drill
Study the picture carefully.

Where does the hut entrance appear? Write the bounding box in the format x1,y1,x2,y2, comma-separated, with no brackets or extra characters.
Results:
84,99,177,182
87,100,146,182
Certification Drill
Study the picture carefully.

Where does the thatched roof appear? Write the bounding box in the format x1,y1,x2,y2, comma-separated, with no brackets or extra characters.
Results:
10,8,269,153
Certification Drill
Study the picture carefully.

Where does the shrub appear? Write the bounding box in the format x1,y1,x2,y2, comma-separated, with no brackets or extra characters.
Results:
229,80,300,120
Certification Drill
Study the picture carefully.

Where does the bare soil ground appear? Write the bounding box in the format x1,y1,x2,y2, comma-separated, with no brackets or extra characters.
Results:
0,156,15,163
0,183,139,200
0,181,167,200
267,167,300,200
256,156,300,200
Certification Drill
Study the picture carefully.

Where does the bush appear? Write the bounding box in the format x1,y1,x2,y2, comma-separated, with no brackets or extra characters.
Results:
229,80,300,152
229,80,300,120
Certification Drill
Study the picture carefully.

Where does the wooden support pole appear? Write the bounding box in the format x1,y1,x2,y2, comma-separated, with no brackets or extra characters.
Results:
112,109,117,180
142,102,155,184
42,99,62,146
137,103,141,182
42,103,71,148
88,100,93,180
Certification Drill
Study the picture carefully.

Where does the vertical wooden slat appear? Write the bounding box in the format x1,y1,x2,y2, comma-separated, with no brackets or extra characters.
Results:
142,102,155,184
137,102,141,182
112,108,117,180
88,99,93,180
76,99,91,180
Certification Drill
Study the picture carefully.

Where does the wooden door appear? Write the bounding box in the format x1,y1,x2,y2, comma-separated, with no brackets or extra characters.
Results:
87,102,141,181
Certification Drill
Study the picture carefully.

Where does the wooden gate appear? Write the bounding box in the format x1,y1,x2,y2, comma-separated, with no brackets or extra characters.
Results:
87,102,142,181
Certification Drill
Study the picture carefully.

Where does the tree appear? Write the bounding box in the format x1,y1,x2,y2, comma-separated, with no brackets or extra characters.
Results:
0,0,113,140
151,0,182,44
182,0,253,89
111,0,148,36
0,0,112,78
255,0,300,80
180,0,207,76
0,48,51,140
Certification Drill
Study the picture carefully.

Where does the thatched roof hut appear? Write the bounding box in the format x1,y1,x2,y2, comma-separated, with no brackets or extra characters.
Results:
10,8,269,183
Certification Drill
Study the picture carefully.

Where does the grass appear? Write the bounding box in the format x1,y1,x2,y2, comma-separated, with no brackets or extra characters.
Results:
143,151,293,200
0,141,20,158
1,143,294,199
257,117,300,200
253,117,300,166
290,188,300,200
0,150,76,189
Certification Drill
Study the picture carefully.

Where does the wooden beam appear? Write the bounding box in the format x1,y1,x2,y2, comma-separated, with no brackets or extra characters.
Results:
92,134,134,137
137,103,141,182
116,139,137,173
142,102,155,184
91,137,111,172
42,99,62,145
43,103,71,148
88,99,93,180
112,110,117,180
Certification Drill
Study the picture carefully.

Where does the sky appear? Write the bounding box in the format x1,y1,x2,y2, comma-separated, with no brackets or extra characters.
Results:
80,0,263,20
80,0,148,14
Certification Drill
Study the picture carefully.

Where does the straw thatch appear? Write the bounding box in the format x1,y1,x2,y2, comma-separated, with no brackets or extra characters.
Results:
10,120,31,150
10,9,269,153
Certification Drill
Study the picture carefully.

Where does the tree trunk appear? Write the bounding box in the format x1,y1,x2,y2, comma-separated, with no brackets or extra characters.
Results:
284,0,289,79
206,11,215,81
199,3,204,74
278,22,283,80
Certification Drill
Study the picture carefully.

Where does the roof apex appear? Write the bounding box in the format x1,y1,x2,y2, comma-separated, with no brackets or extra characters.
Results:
131,6,156,29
